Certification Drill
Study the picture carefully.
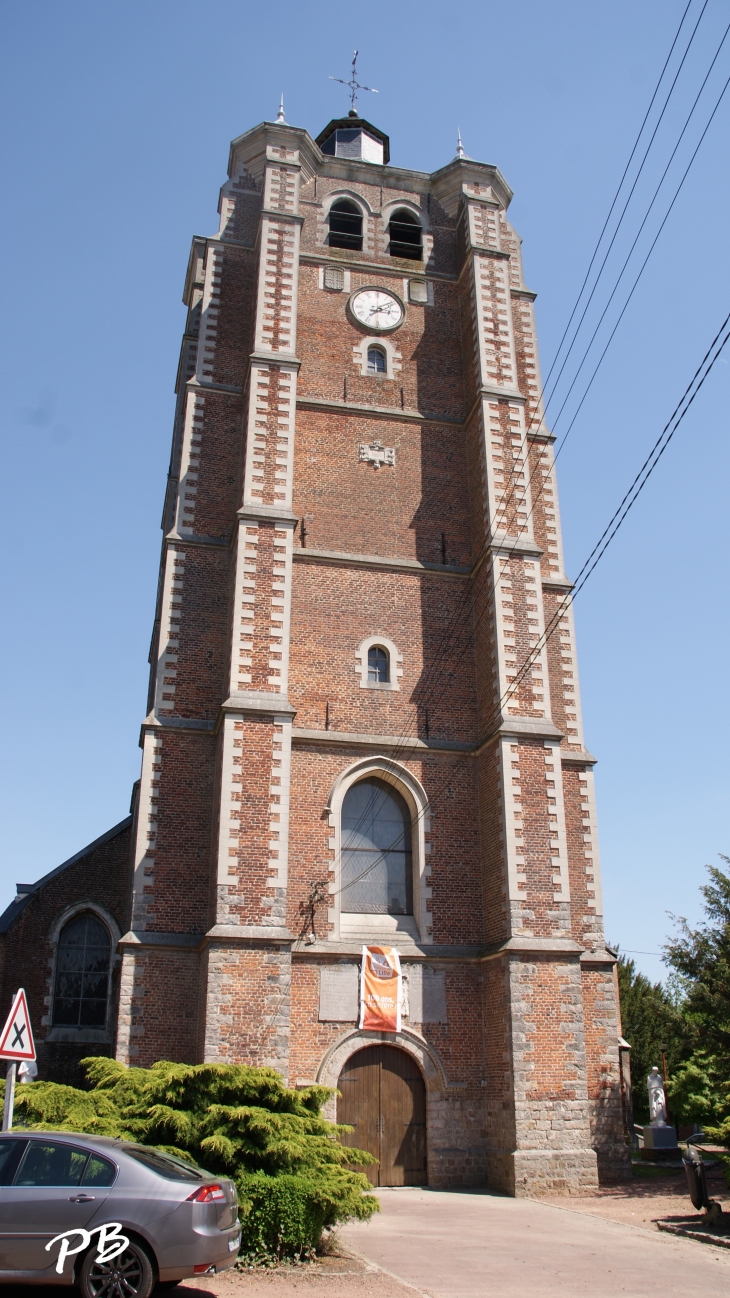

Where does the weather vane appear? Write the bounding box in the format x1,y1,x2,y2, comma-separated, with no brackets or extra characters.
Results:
329,50,378,114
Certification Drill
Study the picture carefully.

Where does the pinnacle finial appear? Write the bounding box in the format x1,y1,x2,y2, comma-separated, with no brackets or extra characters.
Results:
456,129,466,160
276,95,286,124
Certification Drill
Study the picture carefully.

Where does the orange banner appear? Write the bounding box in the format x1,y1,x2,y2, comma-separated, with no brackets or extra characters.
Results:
359,946,401,1033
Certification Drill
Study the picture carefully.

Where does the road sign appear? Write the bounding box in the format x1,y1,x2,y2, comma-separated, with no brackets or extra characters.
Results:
0,989,35,1061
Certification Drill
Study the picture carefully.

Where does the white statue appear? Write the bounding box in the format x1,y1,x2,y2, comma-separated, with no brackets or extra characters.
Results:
647,1065,668,1126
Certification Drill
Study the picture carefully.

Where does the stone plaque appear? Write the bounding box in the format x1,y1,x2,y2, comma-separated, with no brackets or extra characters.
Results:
409,279,429,304
324,266,344,292
406,965,447,1023
319,964,359,1021
358,440,396,469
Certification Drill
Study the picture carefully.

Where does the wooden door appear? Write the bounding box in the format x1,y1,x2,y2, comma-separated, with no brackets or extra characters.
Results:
337,1044,427,1186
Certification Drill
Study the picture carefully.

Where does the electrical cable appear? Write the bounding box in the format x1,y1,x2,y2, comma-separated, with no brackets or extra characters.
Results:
482,0,715,540
301,11,730,904
546,45,730,444
325,310,730,904
340,241,730,888
541,0,697,392
486,29,730,566
542,0,711,411
447,52,730,692
332,21,730,787
477,3,729,574
489,309,730,723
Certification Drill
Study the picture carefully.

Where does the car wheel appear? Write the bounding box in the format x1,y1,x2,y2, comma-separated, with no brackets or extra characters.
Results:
78,1238,155,1298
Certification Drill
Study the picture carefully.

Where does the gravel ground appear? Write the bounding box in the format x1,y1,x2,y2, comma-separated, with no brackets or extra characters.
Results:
181,1249,417,1298
538,1161,729,1231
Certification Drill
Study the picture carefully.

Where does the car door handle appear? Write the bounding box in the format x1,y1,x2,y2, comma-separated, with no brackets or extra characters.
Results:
68,1194,95,1203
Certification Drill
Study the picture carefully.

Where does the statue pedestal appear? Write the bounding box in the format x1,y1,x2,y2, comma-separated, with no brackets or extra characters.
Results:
642,1123,679,1160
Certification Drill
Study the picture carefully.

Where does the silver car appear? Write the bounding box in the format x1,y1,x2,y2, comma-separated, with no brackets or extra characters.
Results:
0,1131,241,1296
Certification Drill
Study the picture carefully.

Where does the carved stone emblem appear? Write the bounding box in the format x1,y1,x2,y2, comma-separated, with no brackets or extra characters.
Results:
358,440,395,469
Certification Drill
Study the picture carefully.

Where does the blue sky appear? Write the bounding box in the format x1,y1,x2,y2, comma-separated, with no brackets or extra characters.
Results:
1,0,728,985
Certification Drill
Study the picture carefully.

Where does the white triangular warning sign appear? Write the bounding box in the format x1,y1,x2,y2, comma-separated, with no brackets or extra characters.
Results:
0,989,36,1061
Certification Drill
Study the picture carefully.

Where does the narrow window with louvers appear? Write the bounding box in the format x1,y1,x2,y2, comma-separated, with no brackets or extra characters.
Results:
388,209,422,261
329,200,363,251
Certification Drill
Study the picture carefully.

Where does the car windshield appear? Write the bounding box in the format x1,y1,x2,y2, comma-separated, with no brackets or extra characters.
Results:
123,1146,205,1181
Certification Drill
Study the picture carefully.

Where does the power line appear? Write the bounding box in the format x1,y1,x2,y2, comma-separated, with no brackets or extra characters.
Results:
490,309,730,724
358,126,727,846
489,24,730,561
547,42,730,445
486,0,715,543
619,950,662,957
301,9,730,886
543,0,711,412
542,0,697,392
321,310,730,906
443,52,730,706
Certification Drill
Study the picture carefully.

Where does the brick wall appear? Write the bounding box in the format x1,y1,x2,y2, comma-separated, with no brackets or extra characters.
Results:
0,819,132,1087
1,116,630,1191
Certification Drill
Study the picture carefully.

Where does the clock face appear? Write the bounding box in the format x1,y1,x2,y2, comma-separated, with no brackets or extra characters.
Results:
350,288,404,332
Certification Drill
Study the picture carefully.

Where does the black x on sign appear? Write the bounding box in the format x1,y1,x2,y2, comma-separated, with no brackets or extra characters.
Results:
0,990,35,1061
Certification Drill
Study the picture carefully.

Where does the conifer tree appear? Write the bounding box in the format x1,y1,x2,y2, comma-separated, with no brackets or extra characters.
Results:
663,856,730,1142
6,1059,378,1259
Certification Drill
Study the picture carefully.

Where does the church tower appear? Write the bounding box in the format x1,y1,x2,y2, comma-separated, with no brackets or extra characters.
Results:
116,106,630,1195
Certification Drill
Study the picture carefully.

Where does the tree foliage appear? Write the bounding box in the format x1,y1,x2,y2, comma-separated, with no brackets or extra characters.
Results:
663,858,730,1065
6,1058,378,1258
662,857,730,1146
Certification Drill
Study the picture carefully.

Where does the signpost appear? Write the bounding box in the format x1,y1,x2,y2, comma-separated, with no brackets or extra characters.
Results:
0,989,36,1130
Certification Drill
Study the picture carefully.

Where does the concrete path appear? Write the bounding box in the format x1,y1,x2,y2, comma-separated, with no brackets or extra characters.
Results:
341,1187,730,1298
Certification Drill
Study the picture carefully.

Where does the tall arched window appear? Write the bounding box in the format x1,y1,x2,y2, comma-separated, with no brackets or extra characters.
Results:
368,645,389,682
328,199,363,252
367,346,387,375
341,778,413,915
388,209,422,261
53,913,111,1028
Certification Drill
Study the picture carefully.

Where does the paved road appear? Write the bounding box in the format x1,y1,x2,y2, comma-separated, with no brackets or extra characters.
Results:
342,1187,730,1298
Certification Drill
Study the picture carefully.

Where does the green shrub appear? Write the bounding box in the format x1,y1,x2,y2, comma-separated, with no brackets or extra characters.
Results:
237,1172,333,1261
6,1058,377,1257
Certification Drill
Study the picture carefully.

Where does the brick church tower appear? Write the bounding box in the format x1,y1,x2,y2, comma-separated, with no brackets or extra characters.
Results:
115,106,630,1195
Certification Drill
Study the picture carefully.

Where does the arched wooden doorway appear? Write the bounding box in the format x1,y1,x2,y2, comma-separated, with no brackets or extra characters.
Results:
337,1044,427,1186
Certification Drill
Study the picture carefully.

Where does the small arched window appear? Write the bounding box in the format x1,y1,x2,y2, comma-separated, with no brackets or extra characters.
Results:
341,778,413,914
368,645,389,683
388,209,422,261
367,346,387,375
328,199,363,252
53,913,111,1028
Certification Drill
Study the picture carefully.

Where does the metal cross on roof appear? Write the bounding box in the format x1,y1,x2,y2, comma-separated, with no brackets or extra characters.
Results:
329,50,378,113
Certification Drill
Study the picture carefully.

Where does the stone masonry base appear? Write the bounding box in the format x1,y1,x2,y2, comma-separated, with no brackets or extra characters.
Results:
486,1147,600,1197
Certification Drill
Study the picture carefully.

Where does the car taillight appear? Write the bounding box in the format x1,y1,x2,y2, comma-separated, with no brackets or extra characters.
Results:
187,1184,227,1202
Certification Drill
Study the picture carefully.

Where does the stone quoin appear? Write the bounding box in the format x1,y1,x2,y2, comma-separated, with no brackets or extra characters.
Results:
0,108,632,1195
